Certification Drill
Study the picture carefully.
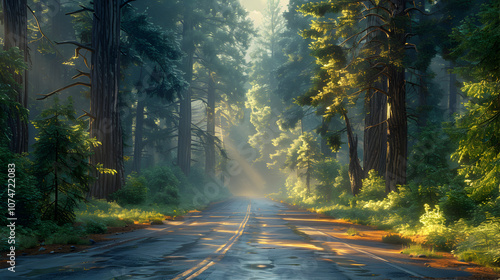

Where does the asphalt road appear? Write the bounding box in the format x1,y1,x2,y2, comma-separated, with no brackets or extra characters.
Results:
1,197,472,279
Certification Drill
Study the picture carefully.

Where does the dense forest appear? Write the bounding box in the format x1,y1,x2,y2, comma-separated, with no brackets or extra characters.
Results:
1,0,499,271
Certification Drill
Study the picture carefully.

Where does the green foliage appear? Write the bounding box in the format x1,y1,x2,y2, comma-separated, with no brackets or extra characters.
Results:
85,219,107,234
113,172,148,205
333,164,353,205
314,158,341,201
0,47,28,144
0,147,40,227
76,198,189,226
419,204,446,235
454,218,500,267
121,5,186,101
382,233,412,245
32,98,96,225
402,244,441,258
358,170,385,202
36,220,61,240
439,185,476,222
408,125,455,189
143,165,180,205
451,0,500,204
346,227,360,236
45,224,88,245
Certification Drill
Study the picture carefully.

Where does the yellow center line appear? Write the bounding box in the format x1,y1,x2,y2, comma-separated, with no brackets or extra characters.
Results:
173,201,252,280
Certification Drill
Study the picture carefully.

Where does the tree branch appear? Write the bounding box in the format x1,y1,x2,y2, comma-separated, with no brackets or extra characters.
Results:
360,13,388,24
405,43,418,52
78,110,96,120
72,70,91,80
37,82,91,100
404,7,431,16
65,5,94,15
365,119,388,130
27,5,65,59
120,0,137,8
56,41,94,52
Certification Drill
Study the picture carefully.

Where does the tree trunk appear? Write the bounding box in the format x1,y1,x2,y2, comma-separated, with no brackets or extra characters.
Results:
306,157,311,196
344,113,363,196
416,0,428,129
363,1,387,178
88,0,124,199
320,117,333,157
177,0,195,176
384,0,408,193
363,90,387,177
132,99,145,173
448,61,457,118
2,0,28,154
386,66,407,193
205,71,216,177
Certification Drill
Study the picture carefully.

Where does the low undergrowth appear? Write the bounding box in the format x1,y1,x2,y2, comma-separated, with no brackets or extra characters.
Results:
267,169,500,269
402,244,442,259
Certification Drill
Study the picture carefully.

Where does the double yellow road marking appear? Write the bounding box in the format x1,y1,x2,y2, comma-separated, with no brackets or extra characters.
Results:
173,201,252,280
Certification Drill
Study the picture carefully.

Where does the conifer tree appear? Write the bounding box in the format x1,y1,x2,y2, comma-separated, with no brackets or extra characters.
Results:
33,98,96,224
300,0,418,193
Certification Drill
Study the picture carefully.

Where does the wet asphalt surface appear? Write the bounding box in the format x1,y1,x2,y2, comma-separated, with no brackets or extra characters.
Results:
1,197,472,279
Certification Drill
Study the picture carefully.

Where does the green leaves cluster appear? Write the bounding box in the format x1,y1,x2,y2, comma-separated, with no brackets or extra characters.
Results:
451,0,500,203
0,48,28,145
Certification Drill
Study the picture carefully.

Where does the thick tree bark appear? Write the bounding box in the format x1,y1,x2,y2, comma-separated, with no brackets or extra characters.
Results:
205,72,216,177
2,0,28,154
88,0,124,199
344,113,364,196
177,0,195,176
384,0,408,193
363,1,387,178
386,66,407,193
364,90,387,177
132,99,145,173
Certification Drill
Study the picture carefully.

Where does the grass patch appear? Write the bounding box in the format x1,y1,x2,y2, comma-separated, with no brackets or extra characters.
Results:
346,227,360,236
45,233,89,245
401,244,442,258
18,234,39,250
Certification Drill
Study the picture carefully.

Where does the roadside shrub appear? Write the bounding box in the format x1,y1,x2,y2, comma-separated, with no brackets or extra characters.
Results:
382,233,412,245
358,170,385,202
454,217,500,267
402,244,441,258
439,185,476,222
44,224,87,245
332,164,352,204
113,172,148,205
143,165,180,205
18,234,39,250
37,220,60,240
426,227,459,251
85,219,107,234
314,158,341,202
420,204,446,234
0,147,41,228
